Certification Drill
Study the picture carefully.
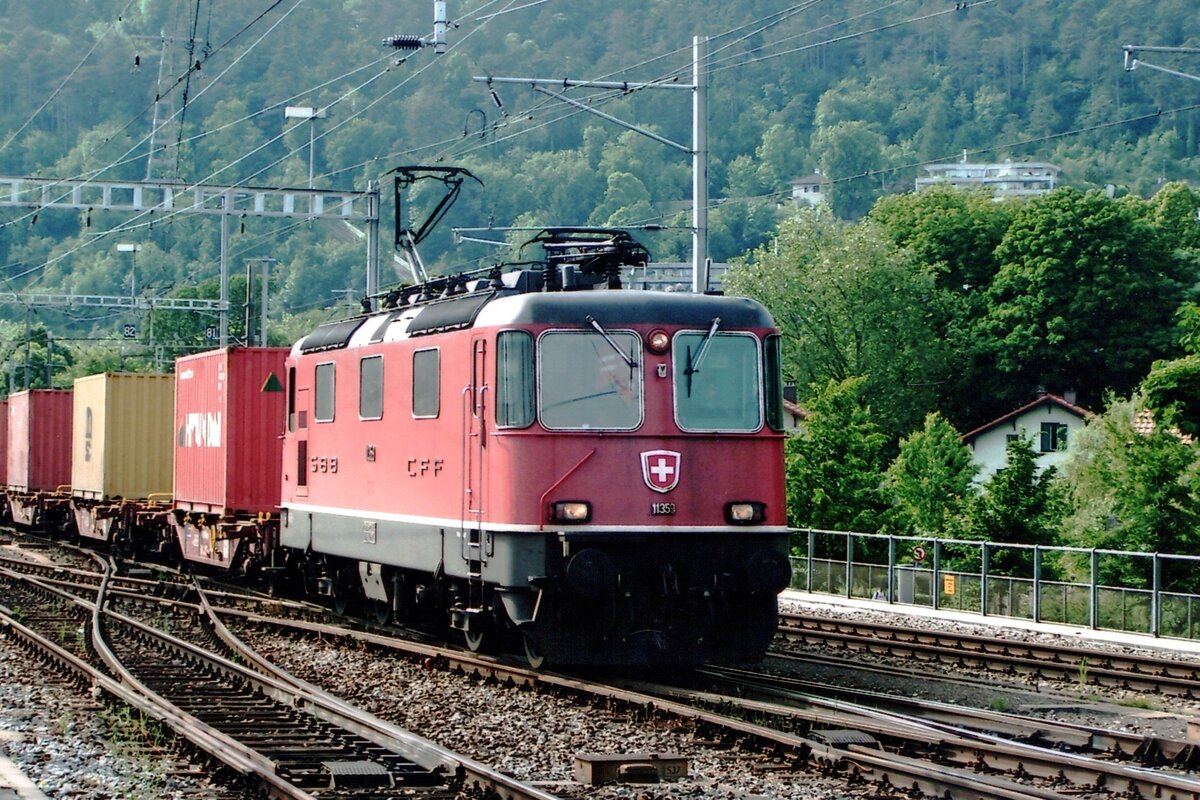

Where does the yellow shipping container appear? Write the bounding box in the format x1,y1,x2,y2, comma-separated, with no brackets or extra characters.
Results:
72,373,174,500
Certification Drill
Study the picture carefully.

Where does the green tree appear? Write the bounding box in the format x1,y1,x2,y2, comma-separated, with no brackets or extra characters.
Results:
786,376,887,533
1141,303,1200,438
0,320,75,393
967,436,1064,552
980,188,1190,414
810,120,886,219
1060,395,1200,592
883,412,978,537
726,208,947,441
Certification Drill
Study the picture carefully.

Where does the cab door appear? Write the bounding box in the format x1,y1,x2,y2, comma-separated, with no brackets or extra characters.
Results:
461,337,489,593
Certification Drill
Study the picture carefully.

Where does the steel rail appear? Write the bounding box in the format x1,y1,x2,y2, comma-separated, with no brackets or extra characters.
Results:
780,612,1200,697
213,606,1085,800
194,579,563,800
704,663,1200,767
684,668,1200,799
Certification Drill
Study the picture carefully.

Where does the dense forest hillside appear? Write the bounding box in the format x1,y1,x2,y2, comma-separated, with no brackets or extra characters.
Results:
0,0,1196,375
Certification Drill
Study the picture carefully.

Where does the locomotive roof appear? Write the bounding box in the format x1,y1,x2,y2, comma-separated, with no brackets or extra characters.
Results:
473,290,775,328
296,288,776,355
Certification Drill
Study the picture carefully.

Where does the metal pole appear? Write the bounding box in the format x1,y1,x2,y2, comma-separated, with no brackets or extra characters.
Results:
981,541,990,616
887,536,896,603
261,259,269,346
244,259,253,343
308,119,315,190
366,180,380,299
691,35,709,294
1152,553,1162,637
844,533,853,598
1089,549,1099,630
219,194,229,347
932,539,942,610
806,528,814,593
1033,546,1042,623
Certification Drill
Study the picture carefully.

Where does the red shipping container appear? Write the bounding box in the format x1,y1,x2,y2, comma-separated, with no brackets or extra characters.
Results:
173,347,288,514
7,389,73,492
0,400,8,487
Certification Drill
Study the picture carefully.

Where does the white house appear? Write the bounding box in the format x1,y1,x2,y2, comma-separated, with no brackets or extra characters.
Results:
915,158,1060,200
960,393,1091,481
790,173,826,207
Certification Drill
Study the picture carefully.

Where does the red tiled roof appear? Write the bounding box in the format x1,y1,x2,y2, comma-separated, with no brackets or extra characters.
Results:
1133,408,1194,443
961,393,1092,443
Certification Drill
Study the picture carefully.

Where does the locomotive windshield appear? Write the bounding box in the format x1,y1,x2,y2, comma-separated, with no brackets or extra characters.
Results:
673,332,762,432
538,330,643,430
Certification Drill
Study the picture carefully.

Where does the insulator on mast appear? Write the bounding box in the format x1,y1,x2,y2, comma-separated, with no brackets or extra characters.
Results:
382,34,423,50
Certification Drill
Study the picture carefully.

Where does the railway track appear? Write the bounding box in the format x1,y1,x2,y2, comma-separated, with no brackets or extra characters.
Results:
0,552,560,799
9,534,1200,799
779,610,1200,698
741,655,1200,769
207,599,1200,799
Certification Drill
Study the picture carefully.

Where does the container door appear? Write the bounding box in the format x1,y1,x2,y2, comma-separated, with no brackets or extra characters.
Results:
461,337,488,602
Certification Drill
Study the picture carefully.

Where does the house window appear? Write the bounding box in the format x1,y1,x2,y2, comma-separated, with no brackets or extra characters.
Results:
413,348,440,418
314,362,335,422
1040,422,1068,452
359,355,383,420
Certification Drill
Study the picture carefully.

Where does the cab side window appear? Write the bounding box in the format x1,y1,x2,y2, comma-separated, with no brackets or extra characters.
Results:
412,349,439,418
315,362,335,422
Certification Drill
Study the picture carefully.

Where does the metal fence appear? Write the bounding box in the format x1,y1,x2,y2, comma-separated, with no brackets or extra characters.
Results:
788,529,1200,641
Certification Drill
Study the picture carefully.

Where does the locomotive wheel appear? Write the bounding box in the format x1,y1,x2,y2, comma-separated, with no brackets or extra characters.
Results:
522,633,546,669
332,563,358,616
463,624,490,653
370,598,392,626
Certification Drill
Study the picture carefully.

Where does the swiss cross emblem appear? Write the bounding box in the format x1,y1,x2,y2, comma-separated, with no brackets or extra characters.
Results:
641,450,681,493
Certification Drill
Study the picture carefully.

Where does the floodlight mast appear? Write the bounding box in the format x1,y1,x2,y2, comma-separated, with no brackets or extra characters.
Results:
473,35,712,293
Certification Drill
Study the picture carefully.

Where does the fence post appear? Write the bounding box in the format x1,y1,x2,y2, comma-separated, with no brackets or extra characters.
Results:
1151,553,1161,638
981,541,990,617
806,528,814,593
1089,548,1099,630
887,536,896,603
1032,546,1042,623
933,539,942,611
845,533,853,598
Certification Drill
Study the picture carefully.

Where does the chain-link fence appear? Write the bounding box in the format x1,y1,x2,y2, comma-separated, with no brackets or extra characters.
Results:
788,529,1200,641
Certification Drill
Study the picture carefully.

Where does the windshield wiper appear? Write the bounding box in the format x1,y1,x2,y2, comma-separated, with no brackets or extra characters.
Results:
684,317,721,396
586,315,636,369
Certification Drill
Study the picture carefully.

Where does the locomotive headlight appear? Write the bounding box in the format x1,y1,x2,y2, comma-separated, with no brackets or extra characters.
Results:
551,501,591,523
646,329,670,354
725,502,765,525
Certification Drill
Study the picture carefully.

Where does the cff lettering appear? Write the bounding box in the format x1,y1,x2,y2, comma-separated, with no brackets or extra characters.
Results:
180,412,222,447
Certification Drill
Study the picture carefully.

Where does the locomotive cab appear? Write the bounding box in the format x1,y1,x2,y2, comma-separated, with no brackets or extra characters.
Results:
278,230,791,667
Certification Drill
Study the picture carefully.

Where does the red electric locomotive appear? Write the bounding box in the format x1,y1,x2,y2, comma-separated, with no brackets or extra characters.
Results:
279,230,792,667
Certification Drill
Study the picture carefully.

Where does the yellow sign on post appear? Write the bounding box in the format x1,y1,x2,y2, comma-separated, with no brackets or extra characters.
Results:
943,574,957,595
